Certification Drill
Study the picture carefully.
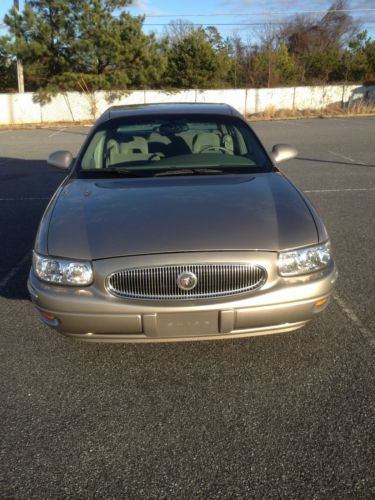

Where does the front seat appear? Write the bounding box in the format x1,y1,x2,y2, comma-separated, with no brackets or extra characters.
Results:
108,136,150,165
192,132,221,153
148,132,171,156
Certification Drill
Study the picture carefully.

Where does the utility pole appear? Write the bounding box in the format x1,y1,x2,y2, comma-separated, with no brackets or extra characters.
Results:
14,0,25,93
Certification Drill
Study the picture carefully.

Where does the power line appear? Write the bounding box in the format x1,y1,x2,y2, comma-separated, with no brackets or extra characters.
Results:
141,8,375,18
145,22,289,26
143,20,375,27
2,8,375,30
3,20,374,28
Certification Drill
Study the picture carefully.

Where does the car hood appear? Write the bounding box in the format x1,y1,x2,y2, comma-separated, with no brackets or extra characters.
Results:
46,173,318,260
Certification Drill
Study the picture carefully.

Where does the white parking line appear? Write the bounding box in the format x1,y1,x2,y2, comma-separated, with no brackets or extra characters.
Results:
0,252,31,293
333,293,375,348
330,151,356,162
328,151,372,167
304,188,375,193
48,128,66,138
274,120,309,127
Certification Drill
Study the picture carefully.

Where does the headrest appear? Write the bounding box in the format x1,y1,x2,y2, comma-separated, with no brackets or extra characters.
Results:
192,132,220,153
120,136,148,155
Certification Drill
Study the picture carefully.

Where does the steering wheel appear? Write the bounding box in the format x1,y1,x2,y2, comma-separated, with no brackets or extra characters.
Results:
199,145,233,154
149,153,165,161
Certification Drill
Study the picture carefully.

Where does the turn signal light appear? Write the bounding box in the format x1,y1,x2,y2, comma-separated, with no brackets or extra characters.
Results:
41,311,57,321
314,298,328,308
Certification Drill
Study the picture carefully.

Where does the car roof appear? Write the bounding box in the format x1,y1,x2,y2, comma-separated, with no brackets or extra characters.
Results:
96,102,244,125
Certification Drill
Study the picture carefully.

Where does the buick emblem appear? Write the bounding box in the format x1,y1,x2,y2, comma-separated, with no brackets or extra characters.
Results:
176,271,198,291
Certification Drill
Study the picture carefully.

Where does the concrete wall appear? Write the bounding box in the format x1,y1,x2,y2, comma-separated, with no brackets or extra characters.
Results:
0,84,369,125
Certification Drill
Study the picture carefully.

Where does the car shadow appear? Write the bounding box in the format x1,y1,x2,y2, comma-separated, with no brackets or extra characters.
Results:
296,156,375,168
1,253,33,300
347,84,375,109
0,157,67,300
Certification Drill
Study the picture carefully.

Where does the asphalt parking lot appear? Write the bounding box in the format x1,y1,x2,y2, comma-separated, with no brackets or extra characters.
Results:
1,117,374,498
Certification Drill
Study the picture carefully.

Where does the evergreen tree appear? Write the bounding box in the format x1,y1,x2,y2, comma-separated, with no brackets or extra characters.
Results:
1,0,373,93
275,43,297,84
0,36,17,92
3,0,166,96
165,28,219,88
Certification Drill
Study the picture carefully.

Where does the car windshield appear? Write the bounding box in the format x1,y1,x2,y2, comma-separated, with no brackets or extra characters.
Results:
79,115,271,176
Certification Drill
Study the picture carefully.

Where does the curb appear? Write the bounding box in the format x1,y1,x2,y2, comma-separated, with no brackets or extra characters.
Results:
248,112,375,122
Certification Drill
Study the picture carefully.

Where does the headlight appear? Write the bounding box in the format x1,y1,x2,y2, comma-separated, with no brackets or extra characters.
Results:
33,252,93,286
278,241,331,276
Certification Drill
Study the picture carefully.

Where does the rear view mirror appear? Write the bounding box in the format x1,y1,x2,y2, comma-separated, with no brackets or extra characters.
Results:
271,144,298,163
47,150,73,170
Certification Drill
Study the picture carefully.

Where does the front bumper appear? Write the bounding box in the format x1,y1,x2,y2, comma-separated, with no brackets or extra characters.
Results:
28,252,337,342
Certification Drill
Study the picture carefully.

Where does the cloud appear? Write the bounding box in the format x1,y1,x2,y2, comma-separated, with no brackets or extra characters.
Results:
216,0,375,14
214,0,375,27
216,0,322,11
131,0,163,16
132,0,148,12
210,0,375,39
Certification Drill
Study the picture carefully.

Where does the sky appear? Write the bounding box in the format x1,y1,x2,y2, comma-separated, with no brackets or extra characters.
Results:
1,0,375,39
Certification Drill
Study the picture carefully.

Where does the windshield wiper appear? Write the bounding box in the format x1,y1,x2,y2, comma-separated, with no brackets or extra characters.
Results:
85,168,150,177
154,168,225,177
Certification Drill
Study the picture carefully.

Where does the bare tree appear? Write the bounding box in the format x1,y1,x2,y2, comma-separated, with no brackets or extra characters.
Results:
163,20,195,44
320,0,359,48
257,23,281,87
281,0,359,55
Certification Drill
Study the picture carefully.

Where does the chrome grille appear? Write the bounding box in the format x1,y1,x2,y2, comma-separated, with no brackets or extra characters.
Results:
106,264,266,300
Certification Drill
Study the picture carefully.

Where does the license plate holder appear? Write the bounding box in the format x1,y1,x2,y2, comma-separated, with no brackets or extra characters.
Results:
157,311,218,337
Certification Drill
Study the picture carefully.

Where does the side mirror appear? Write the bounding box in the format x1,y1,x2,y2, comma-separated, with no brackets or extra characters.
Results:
47,150,73,169
271,144,298,163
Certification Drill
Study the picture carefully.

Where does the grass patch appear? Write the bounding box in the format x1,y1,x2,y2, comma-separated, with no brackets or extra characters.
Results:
248,104,375,121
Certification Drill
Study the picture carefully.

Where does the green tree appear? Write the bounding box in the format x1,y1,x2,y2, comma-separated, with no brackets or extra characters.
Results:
64,1,166,90
365,38,375,78
3,0,166,96
4,0,77,90
339,32,369,82
302,46,341,83
204,26,233,88
2,0,374,94
0,36,17,91
249,43,297,87
165,28,219,88
340,30,375,82
275,42,297,84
